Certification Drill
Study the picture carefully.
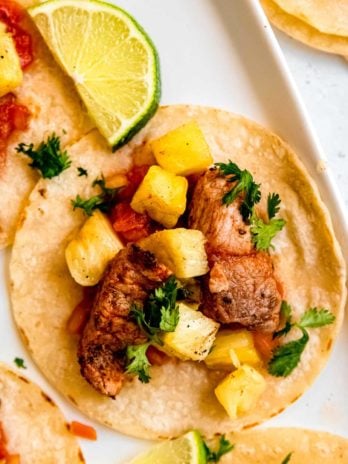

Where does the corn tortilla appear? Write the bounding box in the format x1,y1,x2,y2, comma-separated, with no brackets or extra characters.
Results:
261,0,348,56
10,105,346,439
0,0,93,249
273,0,348,38
0,362,84,463
223,428,348,463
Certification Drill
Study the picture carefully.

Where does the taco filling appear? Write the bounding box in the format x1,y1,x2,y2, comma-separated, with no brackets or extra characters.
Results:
63,119,335,420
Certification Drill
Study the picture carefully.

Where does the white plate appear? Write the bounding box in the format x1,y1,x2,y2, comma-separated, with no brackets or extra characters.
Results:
1,1,347,462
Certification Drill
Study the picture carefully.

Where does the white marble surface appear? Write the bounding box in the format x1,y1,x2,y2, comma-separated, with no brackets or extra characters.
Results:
276,31,348,208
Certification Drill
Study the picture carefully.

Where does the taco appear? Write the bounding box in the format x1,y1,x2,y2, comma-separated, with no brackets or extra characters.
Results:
261,0,348,56
129,428,348,463
0,362,84,463
10,105,346,439
0,0,93,249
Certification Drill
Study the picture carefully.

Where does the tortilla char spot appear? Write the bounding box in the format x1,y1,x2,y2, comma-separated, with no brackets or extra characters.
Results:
18,327,30,348
66,422,71,432
68,394,77,405
243,421,260,430
41,391,54,406
78,449,85,463
38,188,47,198
18,375,29,384
326,338,333,351
290,394,301,404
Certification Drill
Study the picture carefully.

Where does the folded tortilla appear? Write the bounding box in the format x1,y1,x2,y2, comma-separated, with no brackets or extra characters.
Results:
0,0,93,249
0,362,84,463
224,428,348,463
10,105,346,439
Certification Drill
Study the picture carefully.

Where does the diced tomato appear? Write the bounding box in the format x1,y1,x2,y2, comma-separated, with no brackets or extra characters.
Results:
0,423,8,460
0,0,33,69
111,202,154,243
146,346,170,366
118,164,150,201
252,331,279,361
0,93,30,168
70,421,97,441
67,287,96,335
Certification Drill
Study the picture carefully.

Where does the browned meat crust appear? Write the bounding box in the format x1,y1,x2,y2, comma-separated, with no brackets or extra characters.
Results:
78,244,171,397
202,253,281,333
189,168,282,333
189,168,253,256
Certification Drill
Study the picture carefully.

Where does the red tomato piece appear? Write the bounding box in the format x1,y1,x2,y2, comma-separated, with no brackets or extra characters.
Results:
111,202,153,243
67,287,96,336
70,421,97,441
0,0,33,69
0,422,8,459
252,331,279,361
118,164,150,201
146,345,170,366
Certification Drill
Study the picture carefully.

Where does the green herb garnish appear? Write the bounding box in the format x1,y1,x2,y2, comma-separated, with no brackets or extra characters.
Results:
71,175,119,216
215,160,261,220
77,166,88,177
281,452,293,464
126,276,180,383
14,357,26,369
268,304,335,377
16,134,71,179
250,192,285,251
203,435,234,462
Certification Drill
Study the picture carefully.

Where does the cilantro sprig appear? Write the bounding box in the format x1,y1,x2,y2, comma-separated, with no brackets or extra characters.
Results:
16,134,71,179
14,357,26,369
203,435,234,463
250,193,286,251
268,303,335,377
126,276,180,383
71,175,119,216
215,161,261,220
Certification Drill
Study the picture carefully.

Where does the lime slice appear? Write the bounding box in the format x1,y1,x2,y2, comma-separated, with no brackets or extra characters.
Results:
129,431,207,464
28,0,160,149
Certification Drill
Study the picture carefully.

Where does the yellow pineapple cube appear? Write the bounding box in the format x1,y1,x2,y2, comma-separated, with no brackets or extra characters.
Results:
160,303,220,361
0,25,23,97
215,365,266,419
131,165,188,228
151,121,213,176
65,210,123,286
205,330,262,370
140,228,208,278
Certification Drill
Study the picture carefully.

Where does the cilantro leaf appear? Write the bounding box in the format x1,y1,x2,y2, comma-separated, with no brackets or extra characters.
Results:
215,161,261,220
250,211,285,251
268,328,309,377
14,357,26,369
203,435,234,462
299,307,335,328
160,304,180,332
281,452,293,464
16,134,71,179
268,192,281,219
71,175,119,216
273,301,293,339
126,343,151,383
77,167,88,177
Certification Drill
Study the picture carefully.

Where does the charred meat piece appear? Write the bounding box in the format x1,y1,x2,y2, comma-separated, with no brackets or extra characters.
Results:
188,168,253,256
78,244,172,397
202,252,282,333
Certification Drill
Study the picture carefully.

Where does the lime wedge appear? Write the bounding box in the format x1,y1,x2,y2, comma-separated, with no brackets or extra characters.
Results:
28,0,160,149
129,431,207,464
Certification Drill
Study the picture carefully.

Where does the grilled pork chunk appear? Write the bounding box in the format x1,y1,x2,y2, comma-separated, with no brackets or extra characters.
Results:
203,253,281,332
189,168,253,256
189,168,281,333
78,244,171,397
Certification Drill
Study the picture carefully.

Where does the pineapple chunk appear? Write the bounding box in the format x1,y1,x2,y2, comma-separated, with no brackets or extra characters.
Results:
140,228,208,278
151,121,213,176
0,24,23,97
65,210,123,286
160,303,219,361
205,330,262,370
131,165,188,228
215,365,266,419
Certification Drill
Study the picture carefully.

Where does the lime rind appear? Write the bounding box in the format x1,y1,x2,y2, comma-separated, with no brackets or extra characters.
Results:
28,0,161,149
